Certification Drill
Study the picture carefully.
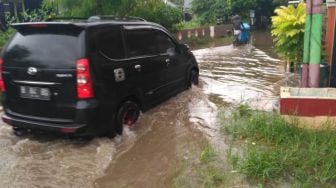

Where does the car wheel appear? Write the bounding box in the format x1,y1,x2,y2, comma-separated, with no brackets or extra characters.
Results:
190,69,199,86
115,101,140,135
106,113,117,138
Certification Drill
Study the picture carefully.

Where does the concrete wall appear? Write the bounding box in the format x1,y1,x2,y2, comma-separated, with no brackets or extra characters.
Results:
175,24,232,42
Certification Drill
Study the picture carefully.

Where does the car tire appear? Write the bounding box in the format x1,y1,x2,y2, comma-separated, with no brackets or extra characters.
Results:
189,69,199,87
106,113,117,138
115,101,140,135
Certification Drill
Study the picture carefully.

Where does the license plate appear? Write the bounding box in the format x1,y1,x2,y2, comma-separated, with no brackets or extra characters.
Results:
20,86,51,100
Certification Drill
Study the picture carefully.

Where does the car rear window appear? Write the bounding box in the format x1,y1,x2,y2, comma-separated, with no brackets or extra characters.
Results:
4,28,83,68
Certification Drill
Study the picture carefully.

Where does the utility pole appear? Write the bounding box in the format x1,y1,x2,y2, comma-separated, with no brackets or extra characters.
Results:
302,0,323,87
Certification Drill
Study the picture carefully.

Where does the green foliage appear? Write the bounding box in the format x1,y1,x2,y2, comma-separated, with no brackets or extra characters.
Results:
200,144,216,163
0,1,60,47
175,20,202,30
0,28,15,47
231,0,256,18
191,0,223,25
224,106,336,186
43,0,182,31
133,3,183,31
192,0,288,25
271,3,306,63
169,0,184,6
172,140,227,187
21,6,57,22
237,104,252,117
272,0,288,6
240,148,284,180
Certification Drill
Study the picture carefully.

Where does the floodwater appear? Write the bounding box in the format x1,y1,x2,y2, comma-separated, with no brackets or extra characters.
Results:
0,32,298,188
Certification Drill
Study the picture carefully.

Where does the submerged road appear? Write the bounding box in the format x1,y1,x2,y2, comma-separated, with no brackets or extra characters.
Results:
0,32,298,188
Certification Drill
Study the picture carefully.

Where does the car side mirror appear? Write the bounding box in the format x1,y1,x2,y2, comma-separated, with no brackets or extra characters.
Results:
178,44,190,53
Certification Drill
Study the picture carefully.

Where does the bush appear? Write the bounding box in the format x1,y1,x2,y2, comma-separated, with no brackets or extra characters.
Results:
271,3,306,64
134,3,183,32
174,20,203,30
0,28,15,47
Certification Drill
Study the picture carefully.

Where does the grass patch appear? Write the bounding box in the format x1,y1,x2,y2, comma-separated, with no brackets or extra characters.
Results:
199,144,216,163
223,105,336,186
172,143,230,188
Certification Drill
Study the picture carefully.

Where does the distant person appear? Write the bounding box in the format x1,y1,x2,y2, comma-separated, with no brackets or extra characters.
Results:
231,15,242,43
231,14,241,31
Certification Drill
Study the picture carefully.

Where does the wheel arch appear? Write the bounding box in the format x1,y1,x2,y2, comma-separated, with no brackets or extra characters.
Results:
117,95,142,112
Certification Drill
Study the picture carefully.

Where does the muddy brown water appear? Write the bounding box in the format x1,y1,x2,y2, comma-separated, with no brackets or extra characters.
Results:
0,32,298,188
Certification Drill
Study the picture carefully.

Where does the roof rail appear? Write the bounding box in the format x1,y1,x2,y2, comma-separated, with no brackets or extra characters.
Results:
88,15,146,22
45,17,88,22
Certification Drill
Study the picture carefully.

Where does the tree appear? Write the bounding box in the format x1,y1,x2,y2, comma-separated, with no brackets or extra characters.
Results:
9,0,25,22
169,0,184,6
272,0,287,7
231,0,256,18
192,0,218,25
42,0,182,31
191,0,288,25
214,0,232,21
271,3,306,64
192,0,255,24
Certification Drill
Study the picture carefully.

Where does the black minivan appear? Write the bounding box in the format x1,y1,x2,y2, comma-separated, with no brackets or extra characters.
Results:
0,16,199,137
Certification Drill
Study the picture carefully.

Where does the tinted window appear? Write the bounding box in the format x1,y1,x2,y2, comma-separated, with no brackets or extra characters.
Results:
4,29,82,68
95,27,124,59
125,29,157,57
155,31,176,54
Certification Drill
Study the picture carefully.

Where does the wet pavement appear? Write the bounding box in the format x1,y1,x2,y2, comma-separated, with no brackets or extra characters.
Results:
0,32,298,188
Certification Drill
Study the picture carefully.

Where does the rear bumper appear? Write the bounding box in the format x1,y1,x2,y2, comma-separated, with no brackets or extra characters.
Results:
2,114,86,134
1,99,105,136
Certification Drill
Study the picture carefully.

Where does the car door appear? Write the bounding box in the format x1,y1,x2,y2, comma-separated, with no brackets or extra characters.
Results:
123,27,168,107
154,30,189,93
87,25,128,107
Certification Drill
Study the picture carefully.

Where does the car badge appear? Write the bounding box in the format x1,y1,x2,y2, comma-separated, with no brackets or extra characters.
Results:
27,67,38,75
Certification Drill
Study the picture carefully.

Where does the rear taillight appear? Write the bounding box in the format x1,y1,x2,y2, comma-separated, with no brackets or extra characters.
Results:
76,58,94,99
0,58,5,92
30,24,48,28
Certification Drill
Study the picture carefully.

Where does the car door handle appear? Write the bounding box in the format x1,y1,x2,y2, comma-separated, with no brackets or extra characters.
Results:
134,64,141,71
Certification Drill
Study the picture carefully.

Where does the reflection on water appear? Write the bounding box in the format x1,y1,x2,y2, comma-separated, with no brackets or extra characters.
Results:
0,32,299,188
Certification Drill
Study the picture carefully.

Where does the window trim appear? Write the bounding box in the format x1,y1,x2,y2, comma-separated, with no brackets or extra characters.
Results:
122,26,179,59
123,27,158,58
89,25,126,61
154,30,178,56
99,51,158,62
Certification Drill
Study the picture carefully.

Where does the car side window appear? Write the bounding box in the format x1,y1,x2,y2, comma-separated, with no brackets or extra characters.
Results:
155,31,176,54
95,27,125,59
124,29,157,57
